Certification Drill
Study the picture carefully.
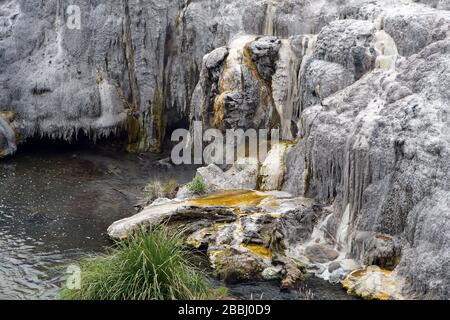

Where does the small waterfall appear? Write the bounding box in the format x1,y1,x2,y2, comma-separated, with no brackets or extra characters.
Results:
335,204,352,253
296,35,317,118
220,35,257,90
264,0,278,36
272,40,300,140
374,30,398,71
96,78,127,129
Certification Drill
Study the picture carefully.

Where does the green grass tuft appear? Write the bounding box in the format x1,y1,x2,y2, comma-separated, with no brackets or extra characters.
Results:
187,176,206,195
59,227,212,300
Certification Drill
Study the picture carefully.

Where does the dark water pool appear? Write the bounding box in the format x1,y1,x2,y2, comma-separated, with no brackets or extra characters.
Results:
0,142,195,299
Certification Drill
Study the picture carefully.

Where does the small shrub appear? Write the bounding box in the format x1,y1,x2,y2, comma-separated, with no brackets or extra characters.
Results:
59,227,211,300
145,179,179,199
187,176,206,195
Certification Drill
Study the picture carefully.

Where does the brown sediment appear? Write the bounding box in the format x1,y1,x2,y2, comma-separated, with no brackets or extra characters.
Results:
304,159,312,195
0,111,16,121
151,89,165,153
243,45,263,81
175,14,181,28
126,115,142,153
213,93,226,129
0,111,20,146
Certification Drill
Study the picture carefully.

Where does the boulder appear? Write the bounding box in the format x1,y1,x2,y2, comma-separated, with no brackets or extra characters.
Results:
247,36,282,82
305,244,340,264
198,157,260,191
313,19,377,80
262,266,283,280
343,266,405,300
190,34,278,133
299,59,355,112
210,248,268,284
353,232,402,270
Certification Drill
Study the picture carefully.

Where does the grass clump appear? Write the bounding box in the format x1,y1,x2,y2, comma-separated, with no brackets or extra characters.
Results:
59,227,211,300
145,179,179,200
187,176,206,195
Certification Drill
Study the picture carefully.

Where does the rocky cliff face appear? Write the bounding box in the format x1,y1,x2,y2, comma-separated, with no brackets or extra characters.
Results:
188,0,449,299
0,0,369,155
1,0,449,299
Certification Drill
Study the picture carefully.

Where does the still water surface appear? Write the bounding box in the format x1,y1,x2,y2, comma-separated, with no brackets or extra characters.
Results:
0,142,194,299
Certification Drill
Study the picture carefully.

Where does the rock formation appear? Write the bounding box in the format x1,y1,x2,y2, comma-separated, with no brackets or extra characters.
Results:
2,0,449,299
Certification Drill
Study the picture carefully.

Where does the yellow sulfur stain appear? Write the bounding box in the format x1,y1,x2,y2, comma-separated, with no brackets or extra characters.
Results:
0,111,15,121
342,267,402,300
243,244,272,259
189,190,269,208
186,222,230,249
375,292,390,300
213,93,226,129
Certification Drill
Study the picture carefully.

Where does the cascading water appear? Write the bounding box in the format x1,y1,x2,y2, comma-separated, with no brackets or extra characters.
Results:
295,35,317,118
374,30,398,71
264,0,278,36
271,40,300,140
220,35,258,90
335,204,352,253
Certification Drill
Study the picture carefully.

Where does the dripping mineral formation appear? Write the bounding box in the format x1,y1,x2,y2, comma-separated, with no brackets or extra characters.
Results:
1,0,449,299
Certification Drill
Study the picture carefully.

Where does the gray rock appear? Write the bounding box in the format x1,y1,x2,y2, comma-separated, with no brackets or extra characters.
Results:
353,232,402,270
262,266,283,280
275,203,325,245
259,142,289,191
414,0,450,10
305,244,339,263
313,19,377,80
247,36,282,81
204,47,229,70
197,158,260,191
284,37,450,298
384,9,449,57
328,261,342,273
212,248,267,284
190,34,278,134
107,200,237,240
299,59,355,113
241,214,276,244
